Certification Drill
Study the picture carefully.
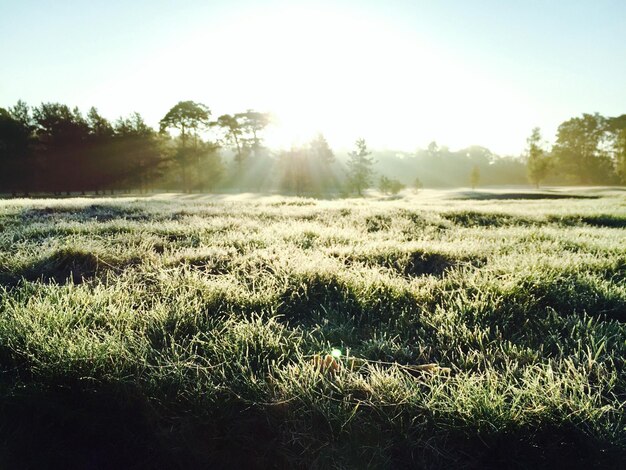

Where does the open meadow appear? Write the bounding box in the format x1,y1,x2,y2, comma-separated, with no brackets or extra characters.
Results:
0,188,625,468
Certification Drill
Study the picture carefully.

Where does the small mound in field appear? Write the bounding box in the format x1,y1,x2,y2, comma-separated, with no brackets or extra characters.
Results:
529,274,626,322
450,191,599,200
278,274,360,323
337,249,483,277
365,214,392,232
21,205,149,222
547,214,626,228
24,248,103,284
79,204,150,221
270,200,315,207
402,251,469,276
443,210,537,227
169,252,232,275
400,211,430,227
387,250,484,277
0,248,140,287
20,207,76,219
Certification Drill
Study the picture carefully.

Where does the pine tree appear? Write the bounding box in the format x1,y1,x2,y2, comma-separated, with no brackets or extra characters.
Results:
526,127,550,188
470,165,480,190
346,138,374,196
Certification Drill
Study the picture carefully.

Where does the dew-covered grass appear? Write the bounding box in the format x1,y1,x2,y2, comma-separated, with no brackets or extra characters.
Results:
0,188,625,468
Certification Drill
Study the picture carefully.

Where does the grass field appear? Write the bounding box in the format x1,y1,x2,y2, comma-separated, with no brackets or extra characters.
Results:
0,188,625,469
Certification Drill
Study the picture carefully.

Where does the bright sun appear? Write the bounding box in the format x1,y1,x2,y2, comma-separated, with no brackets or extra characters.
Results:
237,6,534,153
119,4,535,154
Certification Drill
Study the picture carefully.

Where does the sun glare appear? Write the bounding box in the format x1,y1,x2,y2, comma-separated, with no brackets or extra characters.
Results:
44,3,536,154
199,5,536,153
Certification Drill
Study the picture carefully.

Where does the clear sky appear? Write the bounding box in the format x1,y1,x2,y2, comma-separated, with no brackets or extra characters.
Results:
1,0,625,155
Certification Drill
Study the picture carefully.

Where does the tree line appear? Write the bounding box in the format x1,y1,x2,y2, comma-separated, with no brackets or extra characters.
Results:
0,100,340,195
525,113,626,187
1,101,166,195
1,100,625,196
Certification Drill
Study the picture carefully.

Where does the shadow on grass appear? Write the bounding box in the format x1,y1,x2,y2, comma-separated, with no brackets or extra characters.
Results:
277,274,361,325
442,211,538,227
340,249,485,277
365,214,393,232
0,385,284,470
444,210,626,228
0,388,171,470
547,214,626,228
450,191,600,200
0,248,141,287
21,204,151,223
436,425,624,470
167,252,233,275
391,250,484,277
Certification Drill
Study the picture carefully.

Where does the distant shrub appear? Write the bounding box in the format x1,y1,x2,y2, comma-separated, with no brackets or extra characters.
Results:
379,176,405,195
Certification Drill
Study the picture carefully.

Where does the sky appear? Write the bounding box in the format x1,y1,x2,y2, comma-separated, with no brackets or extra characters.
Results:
1,0,625,155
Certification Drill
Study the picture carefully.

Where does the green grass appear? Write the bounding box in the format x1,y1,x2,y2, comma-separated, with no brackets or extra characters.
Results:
0,189,625,468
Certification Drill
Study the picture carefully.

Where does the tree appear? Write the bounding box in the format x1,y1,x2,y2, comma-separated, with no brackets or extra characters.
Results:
87,107,114,140
212,114,246,171
83,107,116,193
33,103,91,194
308,133,336,193
379,175,404,195
552,113,614,184
276,134,337,195
525,127,551,188
469,165,480,190
427,141,439,158
309,133,335,164
346,138,374,196
614,128,626,184
607,115,626,184
115,112,165,193
160,101,211,143
464,145,493,165
193,141,223,192
234,110,272,157
0,101,35,194
160,101,211,191
389,179,405,195
211,111,272,188
413,177,423,193
278,146,310,195
379,175,392,194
